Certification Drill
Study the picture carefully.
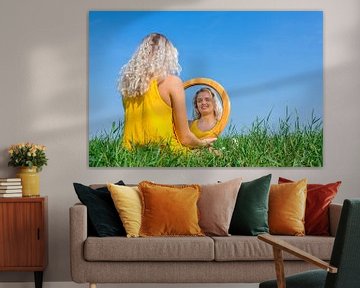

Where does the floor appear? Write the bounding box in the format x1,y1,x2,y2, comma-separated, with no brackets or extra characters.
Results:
0,283,259,288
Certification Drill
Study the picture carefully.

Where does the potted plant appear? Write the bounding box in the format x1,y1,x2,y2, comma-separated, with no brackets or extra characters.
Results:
8,142,48,197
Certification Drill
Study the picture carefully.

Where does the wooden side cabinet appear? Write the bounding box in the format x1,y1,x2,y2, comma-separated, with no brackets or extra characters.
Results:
0,196,47,288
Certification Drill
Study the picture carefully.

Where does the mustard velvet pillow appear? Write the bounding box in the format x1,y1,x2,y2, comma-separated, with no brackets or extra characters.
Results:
138,181,204,237
107,183,142,238
269,179,307,236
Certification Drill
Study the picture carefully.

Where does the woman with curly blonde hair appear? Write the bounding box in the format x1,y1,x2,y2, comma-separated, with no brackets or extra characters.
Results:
189,87,223,139
119,33,216,152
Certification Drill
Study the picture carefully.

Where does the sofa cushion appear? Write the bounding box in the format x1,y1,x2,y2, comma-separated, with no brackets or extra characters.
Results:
107,184,142,238
212,235,334,261
73,181,126,237
269,179,307,236
84,236,214,261
279,177,341,236
198,178,242,236
139,181,203,237
229,174,271,236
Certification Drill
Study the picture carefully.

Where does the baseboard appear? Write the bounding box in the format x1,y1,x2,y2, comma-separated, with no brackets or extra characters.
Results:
0,282,259,288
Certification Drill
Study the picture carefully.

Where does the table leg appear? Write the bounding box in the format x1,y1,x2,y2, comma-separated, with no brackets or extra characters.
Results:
34,271,43,288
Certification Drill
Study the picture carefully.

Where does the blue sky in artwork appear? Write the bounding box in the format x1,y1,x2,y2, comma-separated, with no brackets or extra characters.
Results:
89,11,323,137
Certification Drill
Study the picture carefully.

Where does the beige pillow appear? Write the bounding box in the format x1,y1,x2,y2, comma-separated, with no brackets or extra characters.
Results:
107,183,142,238
198,178,242,236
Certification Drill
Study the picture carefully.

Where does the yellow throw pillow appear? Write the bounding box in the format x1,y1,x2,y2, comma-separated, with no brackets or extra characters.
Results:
138,181,204,237
269,179,307,236
107,183,142,238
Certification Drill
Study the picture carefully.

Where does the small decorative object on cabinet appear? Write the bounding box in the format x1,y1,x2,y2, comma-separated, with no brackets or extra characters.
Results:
0,177,22,197
7,142,48,197
16,166,40,197
0,197,48,288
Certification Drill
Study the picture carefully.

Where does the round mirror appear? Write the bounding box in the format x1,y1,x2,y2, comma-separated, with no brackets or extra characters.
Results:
184,78,231,138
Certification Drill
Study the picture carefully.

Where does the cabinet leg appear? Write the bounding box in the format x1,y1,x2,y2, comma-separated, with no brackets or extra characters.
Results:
34,271,43,288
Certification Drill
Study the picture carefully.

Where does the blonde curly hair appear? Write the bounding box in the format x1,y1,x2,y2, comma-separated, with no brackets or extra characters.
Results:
118,33,182,98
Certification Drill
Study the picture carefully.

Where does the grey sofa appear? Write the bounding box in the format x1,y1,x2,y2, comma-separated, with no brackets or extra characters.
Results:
70,202,342,288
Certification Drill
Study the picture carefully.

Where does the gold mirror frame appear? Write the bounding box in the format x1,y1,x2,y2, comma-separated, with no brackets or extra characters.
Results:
183,78,231,135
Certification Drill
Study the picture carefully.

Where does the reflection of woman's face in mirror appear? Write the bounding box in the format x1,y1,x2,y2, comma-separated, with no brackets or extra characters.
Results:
193,88,223,124
195,90,216,118
188,87,224,138
184,78,230,139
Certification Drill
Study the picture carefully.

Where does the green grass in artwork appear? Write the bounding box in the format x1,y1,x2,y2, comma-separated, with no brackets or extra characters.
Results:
89,110,323,167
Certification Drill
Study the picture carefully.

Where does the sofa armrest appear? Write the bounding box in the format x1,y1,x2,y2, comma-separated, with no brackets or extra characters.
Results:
329,203,342,237
69,203,88,283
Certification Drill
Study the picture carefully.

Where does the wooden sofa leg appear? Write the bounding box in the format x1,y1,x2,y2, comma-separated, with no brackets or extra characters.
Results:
89,283,96,288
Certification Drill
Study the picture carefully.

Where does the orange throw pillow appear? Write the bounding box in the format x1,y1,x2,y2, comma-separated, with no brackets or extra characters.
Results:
138,181,204,237
269,179,307,236
278,177,341,235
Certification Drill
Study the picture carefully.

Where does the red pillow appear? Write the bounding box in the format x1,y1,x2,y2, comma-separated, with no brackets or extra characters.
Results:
278,177,341,236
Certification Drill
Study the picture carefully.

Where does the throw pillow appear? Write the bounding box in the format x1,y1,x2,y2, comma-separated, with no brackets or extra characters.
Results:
229,174,272,236
107,183,142,238
279,177,341,235
269,179,307,236
198,178,242,236
138,181,203,237
73,181,126,237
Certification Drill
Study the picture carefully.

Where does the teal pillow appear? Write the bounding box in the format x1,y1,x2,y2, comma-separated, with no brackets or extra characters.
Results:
229,174,272,236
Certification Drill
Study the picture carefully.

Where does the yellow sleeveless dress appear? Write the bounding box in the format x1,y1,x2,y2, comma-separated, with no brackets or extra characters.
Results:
189,119,220,139
122,79,185,152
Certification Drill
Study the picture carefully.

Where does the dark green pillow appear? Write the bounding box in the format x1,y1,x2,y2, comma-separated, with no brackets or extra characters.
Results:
229,174,272,236
73,181,126,237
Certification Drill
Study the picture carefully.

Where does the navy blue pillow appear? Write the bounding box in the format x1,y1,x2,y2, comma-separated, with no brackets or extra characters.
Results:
73,181,126,237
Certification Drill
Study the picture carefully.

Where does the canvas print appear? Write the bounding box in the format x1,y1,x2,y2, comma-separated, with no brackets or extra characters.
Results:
89,11,323,167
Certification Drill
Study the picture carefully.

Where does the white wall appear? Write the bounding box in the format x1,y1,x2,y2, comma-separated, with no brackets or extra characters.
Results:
0,0,359,283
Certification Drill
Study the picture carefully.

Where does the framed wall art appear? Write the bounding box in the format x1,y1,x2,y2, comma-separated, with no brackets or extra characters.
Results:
89,11,323,167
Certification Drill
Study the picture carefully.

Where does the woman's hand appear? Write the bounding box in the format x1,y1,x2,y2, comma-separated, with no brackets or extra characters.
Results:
201,137,217,147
